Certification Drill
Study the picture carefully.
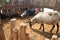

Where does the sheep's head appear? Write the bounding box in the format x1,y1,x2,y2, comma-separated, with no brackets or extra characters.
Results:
29,17,37,28
29,21,32,28
29,20,35,28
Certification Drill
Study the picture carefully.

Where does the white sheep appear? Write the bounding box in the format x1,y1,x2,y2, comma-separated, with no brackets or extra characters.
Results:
29,11,60,33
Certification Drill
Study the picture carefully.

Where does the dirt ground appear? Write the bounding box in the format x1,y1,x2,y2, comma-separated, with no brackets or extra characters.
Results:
0,16,60,40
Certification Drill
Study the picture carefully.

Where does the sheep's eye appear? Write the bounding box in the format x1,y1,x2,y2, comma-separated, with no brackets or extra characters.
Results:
48,13,52,16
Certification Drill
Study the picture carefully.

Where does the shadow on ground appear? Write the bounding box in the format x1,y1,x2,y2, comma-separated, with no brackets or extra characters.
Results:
31,28,60,39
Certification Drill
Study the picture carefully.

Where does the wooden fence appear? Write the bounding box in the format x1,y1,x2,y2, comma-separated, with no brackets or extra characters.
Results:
0,0,32,15
30,0,60,9
0,0,60,16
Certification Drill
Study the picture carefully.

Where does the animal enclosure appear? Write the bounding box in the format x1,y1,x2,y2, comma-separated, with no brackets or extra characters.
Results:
0,17,60,40
0,0,60,40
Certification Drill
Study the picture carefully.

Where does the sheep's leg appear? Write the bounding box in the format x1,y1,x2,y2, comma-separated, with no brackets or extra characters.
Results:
56,23,59,34
39,23,44,32
50,25,55,33
39,24,43,29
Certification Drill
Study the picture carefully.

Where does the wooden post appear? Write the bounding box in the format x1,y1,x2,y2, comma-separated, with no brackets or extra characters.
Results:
13,28,18,40
10,18,16,40
51,35,57,40
25,33,29,40
20,22,27,40
10,18,16,28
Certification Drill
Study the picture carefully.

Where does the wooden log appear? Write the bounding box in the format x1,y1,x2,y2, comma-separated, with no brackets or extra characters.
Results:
51,35,58,40
20,22,27,40
13,28,18,40
10,18,16,40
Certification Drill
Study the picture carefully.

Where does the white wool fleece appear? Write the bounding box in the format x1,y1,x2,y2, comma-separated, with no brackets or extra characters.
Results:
31,11,60,25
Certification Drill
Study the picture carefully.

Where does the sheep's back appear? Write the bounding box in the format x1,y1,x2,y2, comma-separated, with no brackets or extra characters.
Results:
35,12,59,25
